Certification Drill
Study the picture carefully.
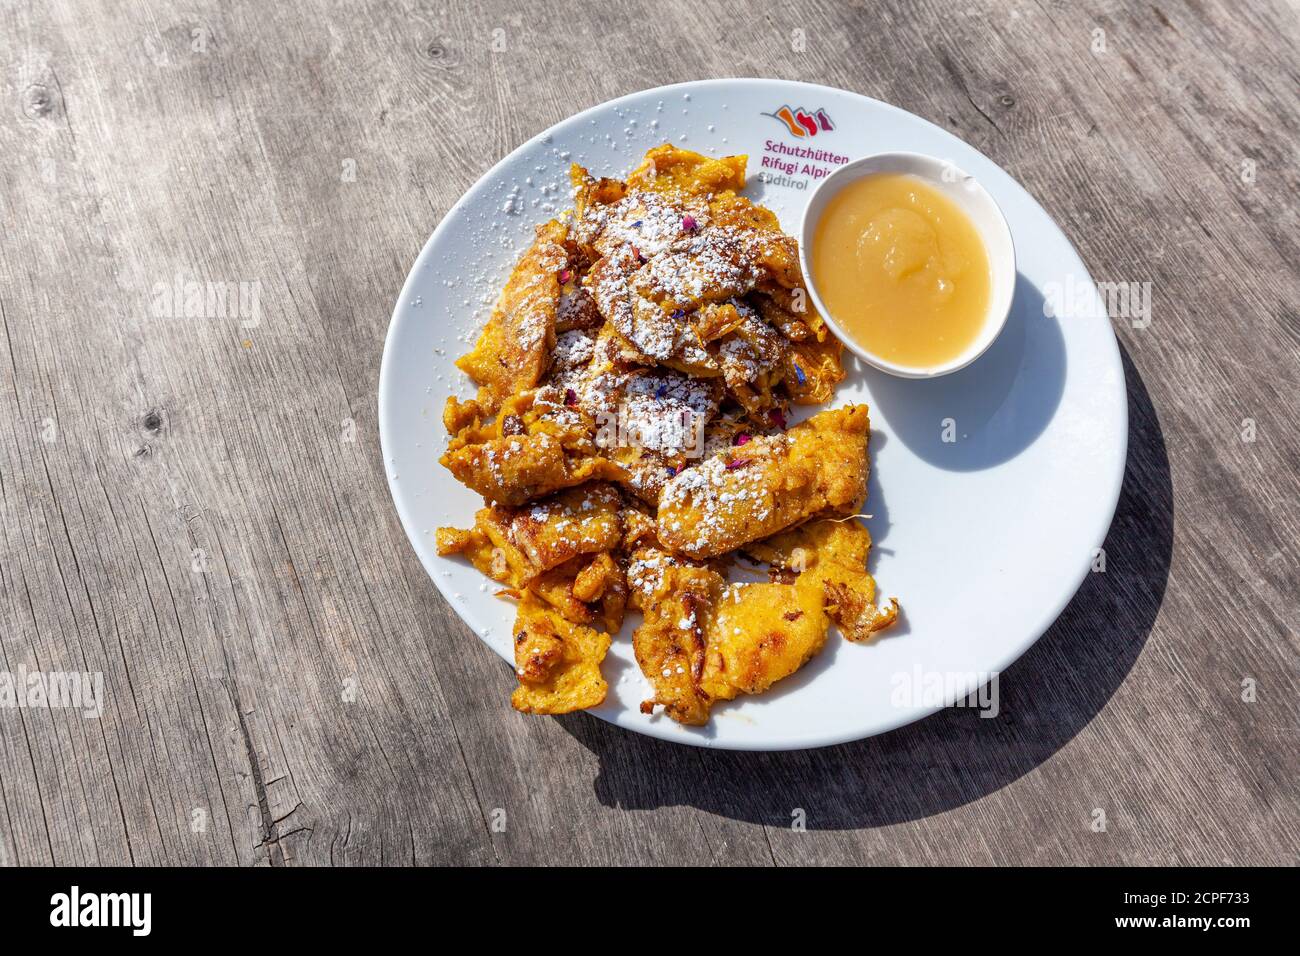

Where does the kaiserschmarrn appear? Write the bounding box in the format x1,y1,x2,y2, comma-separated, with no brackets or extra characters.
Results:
436,144,899,725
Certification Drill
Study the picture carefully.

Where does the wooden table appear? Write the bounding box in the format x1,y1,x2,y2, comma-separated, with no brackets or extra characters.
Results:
1,0,1296,867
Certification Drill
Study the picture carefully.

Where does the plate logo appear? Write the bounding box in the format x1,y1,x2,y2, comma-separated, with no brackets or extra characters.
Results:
764,105,835,138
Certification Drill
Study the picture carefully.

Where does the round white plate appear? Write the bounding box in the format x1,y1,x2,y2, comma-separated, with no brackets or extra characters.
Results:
379,79,1126,751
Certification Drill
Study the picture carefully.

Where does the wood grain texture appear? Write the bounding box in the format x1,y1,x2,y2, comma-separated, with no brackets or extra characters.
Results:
0,0,1296,866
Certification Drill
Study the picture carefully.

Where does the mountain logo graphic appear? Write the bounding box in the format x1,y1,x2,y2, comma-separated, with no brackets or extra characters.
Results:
764,105,835,138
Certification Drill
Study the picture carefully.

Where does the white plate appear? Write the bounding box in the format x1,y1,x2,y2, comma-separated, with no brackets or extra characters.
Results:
379,79,1126,751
